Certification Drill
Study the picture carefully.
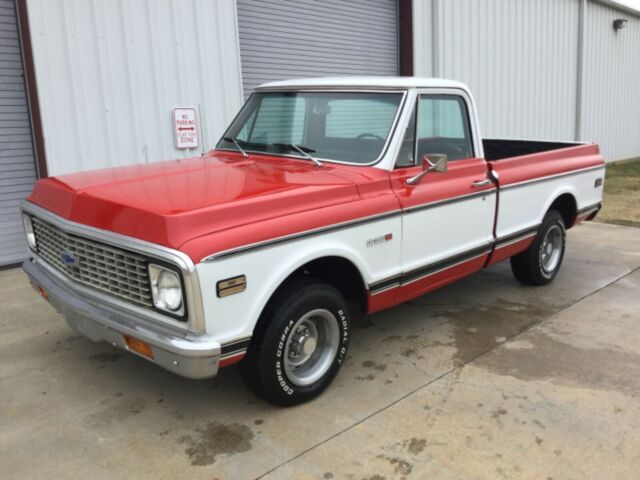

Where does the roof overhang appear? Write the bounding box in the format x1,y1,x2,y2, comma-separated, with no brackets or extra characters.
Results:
593,0,640,18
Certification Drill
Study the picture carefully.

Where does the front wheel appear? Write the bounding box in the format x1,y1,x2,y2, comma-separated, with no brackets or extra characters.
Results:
510,210,566,286
239,278,350,406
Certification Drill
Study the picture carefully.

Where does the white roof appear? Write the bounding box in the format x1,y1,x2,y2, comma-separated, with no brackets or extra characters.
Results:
256,76,470,91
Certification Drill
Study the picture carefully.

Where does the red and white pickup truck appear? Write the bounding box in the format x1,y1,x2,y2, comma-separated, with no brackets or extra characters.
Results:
21,77,604,405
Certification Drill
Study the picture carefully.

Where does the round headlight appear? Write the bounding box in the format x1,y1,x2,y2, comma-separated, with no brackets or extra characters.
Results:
22,214,36,250
148,264,184,316
157,270,182,311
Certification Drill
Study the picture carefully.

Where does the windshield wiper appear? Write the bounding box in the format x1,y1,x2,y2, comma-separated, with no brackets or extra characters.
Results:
272,143,322,167
223,136,249,158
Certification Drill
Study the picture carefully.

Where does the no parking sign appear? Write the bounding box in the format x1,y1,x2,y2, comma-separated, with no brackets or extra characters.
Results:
173,108,199,149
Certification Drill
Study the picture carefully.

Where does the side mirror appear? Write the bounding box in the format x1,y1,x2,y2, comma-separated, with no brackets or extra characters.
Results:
406,154,448,185
422,153,448,173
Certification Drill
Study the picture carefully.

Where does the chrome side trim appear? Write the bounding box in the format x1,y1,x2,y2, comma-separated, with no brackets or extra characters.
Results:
204,190,496,262
21,201,205,334
495,233,537,249
401,248,491,288
367,274,403,295
500,165,605,191
577,201,602,216
494,225,540,248
219,336,252,360
368,225,542,296
403,189,496,214
369,243,493,295
203,209,402,262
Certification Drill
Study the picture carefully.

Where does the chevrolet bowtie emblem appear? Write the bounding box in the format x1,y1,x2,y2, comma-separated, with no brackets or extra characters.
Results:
60,250,80,268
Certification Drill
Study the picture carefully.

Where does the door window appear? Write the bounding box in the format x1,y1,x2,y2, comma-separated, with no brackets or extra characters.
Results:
415,95,474,162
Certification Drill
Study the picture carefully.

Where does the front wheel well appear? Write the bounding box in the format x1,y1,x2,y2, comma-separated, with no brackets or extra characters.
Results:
274,256,367,320
548,193,577,228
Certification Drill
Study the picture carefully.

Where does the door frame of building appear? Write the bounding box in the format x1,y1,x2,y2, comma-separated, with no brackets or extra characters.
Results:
15,0,47,178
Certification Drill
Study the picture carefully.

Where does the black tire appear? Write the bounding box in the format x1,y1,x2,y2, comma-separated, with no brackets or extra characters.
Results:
239,277,350,406
510,210,566,286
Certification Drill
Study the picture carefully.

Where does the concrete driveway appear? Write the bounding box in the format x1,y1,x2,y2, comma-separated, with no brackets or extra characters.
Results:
1,222,639,480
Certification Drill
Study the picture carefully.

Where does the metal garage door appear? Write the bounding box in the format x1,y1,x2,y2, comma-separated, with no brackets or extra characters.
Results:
236,0,399,98
0,0,36,266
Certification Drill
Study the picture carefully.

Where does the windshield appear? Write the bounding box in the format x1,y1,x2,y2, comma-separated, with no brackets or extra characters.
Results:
217,91,404,165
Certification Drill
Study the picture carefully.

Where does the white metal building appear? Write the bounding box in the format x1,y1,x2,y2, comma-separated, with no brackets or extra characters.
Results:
413,0,640,161
1,0,639,265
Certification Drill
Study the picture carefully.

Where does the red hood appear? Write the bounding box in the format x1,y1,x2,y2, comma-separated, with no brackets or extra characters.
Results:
27,151,366,251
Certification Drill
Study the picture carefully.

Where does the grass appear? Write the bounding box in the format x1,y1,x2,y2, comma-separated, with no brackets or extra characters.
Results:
595,157,640,228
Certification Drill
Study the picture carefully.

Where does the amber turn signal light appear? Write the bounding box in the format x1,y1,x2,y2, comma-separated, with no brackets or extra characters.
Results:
38,285,49,301
123,335,154,359
216,275,247,298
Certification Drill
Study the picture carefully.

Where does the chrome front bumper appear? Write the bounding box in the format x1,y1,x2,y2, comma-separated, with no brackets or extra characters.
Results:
23,258,221,379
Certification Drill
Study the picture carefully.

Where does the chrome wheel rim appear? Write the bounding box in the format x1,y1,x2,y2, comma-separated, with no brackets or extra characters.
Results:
541,225,563,273
283,308,340,387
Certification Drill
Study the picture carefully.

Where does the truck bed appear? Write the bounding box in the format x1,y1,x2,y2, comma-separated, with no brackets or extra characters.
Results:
481,139,604,268
484,140,602,189
483,139,582,161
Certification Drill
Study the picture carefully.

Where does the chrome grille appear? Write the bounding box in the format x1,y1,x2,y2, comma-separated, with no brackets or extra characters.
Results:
31,216,153,307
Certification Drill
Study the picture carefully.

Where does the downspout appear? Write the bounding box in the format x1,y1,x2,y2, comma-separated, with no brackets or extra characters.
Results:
398,0,414,76
575,0,586,141
432,0,440,77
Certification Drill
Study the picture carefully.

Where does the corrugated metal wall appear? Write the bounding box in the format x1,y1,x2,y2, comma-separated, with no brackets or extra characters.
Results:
236,0,399,99
413,0,580,141
581,1,640,160
413,0,640,161
26,0,244,176
0,0,36,266
20,0,640,177
411,0,433,79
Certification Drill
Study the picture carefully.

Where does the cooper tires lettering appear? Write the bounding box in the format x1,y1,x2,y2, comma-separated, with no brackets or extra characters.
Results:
240,278,351,406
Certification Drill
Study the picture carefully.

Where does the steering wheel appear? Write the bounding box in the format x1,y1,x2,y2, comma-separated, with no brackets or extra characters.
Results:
421,140,467,159
446,143,466,157
356,133,385,141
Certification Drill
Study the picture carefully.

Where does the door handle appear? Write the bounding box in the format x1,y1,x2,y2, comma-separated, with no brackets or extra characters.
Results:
471,179,491,188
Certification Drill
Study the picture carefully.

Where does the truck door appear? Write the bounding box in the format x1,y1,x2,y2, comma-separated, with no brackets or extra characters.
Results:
389,92,496,303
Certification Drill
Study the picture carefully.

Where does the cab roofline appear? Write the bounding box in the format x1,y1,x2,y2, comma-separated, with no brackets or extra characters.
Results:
255,76,470,92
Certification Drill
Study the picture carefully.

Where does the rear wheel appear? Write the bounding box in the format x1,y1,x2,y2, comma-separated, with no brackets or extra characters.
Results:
240,278,350,406
510,210,566,286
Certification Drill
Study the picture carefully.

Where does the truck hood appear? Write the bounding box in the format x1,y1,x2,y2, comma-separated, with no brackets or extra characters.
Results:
27,151,362,251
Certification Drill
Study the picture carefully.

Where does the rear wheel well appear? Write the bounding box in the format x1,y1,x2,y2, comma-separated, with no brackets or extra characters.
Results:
548,193,577,228
273,256,367,320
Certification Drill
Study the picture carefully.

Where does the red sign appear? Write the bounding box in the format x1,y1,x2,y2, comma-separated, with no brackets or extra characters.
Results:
173,108,199,149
